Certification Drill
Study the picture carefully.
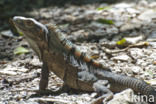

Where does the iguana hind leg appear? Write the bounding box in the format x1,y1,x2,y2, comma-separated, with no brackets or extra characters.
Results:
91,80,113,104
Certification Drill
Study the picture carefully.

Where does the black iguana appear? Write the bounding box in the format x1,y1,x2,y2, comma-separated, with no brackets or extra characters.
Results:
12,16,156,104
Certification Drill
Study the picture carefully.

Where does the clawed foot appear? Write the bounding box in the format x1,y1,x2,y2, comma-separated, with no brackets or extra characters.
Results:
91,80,113,104
91,93,113,104
30,84,70,98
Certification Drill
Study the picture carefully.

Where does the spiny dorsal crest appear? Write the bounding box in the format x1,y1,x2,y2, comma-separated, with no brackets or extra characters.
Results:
47,24,110,71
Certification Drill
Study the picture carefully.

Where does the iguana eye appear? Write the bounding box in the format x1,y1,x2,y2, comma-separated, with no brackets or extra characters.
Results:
25,20,34,27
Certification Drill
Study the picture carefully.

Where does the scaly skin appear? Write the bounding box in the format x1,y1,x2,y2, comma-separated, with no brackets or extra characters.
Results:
13,16,156,104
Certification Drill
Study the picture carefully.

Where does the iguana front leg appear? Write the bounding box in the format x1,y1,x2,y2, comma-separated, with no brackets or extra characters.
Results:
29,62,50,97
38,62,71,95
39,62,49,90
91,80,113,104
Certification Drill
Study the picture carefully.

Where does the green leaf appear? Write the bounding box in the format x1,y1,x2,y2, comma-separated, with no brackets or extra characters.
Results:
14,46,29,55
145,79,156,85
96,19,114,25
116,38,126,45
91,54,100,59
18,31,24,36
97,6,111,11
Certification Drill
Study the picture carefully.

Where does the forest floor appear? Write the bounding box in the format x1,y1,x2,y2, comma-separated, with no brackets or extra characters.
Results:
0,0,156,104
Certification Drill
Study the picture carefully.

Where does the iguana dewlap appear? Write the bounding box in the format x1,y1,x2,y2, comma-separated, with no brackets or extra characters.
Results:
12,16,156,104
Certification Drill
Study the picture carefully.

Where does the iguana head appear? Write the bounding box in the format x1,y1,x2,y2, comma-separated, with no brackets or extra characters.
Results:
12,16,49,59
13,16,48,41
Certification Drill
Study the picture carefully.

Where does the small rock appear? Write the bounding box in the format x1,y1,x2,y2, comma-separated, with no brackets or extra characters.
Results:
131,66,142,74
147,30,156,40
108,89,134,104
114,21,124,27
149,2,156,8
138,0,148,7
138,10,156,22
0,30,14,38
120,23,141,32
126,8,140,14
131,18,142,24
123,35,145,45
129,48,144,59
106,26,118,34
114,3,133,9
2,64,29,73
7,101,19,104
79,46,88,53
30,56,42,66
62,15,77,22
90,22,105,29
90,92,97,98
112,54,131,62
0,70,17,75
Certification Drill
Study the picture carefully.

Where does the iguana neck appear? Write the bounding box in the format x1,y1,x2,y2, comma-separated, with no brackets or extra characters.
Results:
25,37,42,60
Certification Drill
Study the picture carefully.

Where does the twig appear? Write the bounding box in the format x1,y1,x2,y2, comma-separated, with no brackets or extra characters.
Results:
31,97,74,104
101,42,149,54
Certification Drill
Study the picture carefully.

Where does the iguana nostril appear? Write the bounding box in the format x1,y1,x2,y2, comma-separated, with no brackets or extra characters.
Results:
13,17,17,21
13,16,20,22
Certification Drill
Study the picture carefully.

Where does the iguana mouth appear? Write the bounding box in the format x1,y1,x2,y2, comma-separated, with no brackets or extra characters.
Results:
12,17,27,32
